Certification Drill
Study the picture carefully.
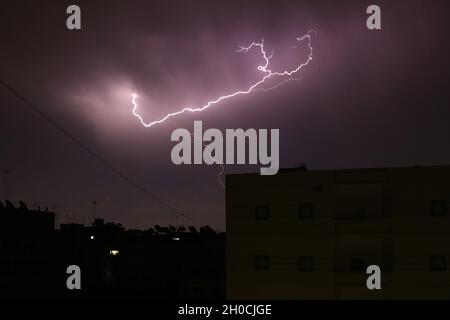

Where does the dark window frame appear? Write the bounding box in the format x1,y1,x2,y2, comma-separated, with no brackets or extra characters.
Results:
298,256,314,272
351,259,365,272
352,208,367,220
255,206,270,220
431,201,447,217
430,255,448,271
298,204,314,219
254,255,269,270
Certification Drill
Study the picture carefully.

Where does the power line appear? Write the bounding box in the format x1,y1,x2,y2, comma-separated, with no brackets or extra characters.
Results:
0,79,186,218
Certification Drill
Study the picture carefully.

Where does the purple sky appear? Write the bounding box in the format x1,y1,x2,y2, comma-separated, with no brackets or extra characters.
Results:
1,0,449,230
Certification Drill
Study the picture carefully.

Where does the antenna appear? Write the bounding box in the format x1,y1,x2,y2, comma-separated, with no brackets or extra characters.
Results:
1,170,14,201
92,200,97,222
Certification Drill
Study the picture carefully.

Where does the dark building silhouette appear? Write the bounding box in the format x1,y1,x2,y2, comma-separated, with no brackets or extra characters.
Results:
0,201,57,297
0,201,224,299
0,200,55,240
226,165,450,299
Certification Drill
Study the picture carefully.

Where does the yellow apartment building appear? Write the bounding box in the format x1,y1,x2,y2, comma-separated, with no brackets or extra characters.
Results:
226,165,450,299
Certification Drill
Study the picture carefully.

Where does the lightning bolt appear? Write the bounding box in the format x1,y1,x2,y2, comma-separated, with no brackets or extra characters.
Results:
131,30,315,128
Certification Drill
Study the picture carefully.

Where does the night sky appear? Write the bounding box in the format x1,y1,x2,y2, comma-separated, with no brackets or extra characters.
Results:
1,0,449,230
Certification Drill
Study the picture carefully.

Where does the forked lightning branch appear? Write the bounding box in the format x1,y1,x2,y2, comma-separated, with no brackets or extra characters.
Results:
130,31,315,128
130,31,315,175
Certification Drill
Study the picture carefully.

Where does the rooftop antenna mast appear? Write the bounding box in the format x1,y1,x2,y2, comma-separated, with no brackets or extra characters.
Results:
92,200,97,223
1,170,14,202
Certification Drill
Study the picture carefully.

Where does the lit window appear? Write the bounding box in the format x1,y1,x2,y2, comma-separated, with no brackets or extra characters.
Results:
430,255,447,271
431,201,447,217
109,250,119,256
255,206,270,220
254,255,269,270
298,256,314,271
90,235,94,240
298,204,314,219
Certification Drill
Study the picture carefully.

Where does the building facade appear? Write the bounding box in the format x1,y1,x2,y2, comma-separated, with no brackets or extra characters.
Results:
226,165,450,299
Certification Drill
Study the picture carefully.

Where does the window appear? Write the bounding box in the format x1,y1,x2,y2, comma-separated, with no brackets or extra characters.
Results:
431,201,447,217
298,204,314,219
352,208,366,220
430,255,447,271
255,206,270,220
298,256,314,271
254,255,269,270
351,259,365,272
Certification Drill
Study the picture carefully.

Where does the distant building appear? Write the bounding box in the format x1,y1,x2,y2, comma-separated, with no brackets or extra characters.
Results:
226,165,450,299
0,201,57,296
0,201,55,240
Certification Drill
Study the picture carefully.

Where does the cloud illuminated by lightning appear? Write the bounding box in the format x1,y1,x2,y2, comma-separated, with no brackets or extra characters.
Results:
131,30,315,128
